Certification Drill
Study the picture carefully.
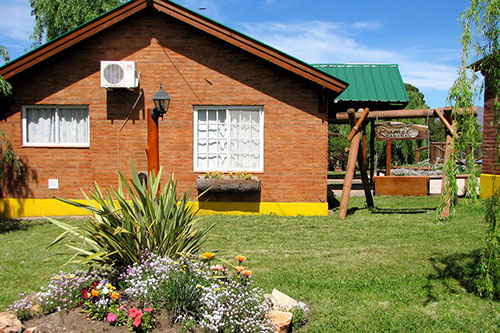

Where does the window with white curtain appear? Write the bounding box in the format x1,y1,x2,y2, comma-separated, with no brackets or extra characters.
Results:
194,106,263,172
22,105,89,147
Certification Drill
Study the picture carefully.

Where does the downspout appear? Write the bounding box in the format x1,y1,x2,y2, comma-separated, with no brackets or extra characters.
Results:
117,81,143,168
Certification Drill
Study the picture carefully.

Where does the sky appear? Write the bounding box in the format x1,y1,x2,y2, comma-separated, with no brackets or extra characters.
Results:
0,0,482,108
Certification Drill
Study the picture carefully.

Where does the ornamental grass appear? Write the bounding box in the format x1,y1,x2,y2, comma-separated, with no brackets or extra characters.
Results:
46,161,214,272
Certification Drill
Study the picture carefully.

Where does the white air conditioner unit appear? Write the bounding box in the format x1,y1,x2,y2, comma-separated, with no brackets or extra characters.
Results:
100,61,138,89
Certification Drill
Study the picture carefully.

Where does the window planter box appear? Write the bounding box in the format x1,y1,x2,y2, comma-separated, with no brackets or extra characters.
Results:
196,177,261,193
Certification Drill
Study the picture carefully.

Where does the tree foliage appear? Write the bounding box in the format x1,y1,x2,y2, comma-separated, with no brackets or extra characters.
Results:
451,0,500,300
0,46,11,96
437,0,499,220
405,83,430,110
328,83,434,170
30,0,123,46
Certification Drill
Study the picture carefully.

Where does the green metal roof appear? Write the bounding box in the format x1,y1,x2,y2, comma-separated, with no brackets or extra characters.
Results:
312,64,408,103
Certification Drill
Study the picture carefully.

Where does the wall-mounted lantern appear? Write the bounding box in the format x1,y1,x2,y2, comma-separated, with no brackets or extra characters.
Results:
151,84,170,121
147,84,171,178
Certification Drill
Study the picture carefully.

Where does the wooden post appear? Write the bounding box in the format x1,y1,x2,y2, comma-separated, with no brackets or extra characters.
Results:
147,107,160,177
349,110,373,209
386,140,392,176
339,109,374,219
358,132,374,209
415,150,420,164
347,108,370,141
434,108,458,139
370,120,375,187
339,135,361,219
430,143,435,163
362,133,367,165
440,107,454,219
339,109,360,219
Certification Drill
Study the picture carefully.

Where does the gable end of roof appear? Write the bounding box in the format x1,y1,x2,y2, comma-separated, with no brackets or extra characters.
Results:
0,0,347,94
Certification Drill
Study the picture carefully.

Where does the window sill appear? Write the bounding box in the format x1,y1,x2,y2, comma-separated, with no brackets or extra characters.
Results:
22,144,90,148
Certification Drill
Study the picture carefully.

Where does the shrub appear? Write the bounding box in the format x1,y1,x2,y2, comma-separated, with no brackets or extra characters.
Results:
47,161,214,272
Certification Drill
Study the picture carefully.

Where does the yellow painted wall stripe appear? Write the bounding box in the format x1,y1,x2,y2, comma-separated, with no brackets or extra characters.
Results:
0,198,328,218
480,173,500,198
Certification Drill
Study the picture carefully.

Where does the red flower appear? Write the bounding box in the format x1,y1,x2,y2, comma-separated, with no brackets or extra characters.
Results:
128,307,139,318
80,287,89,299
133,316,142,327
91,280,99,287
144,307,153,312
129,307,143,318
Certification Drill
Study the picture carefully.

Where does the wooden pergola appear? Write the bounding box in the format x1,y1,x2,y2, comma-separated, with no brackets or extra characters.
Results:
336,106,467,220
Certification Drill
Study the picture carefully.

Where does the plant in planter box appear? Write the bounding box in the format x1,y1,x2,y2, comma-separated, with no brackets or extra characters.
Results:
197,171,261,193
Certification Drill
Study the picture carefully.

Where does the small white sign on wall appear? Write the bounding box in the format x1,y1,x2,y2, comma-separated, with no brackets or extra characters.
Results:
48,179,59,190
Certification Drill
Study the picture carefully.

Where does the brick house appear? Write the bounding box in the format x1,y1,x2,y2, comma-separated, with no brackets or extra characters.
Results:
0,0,348,217
481,71,500,198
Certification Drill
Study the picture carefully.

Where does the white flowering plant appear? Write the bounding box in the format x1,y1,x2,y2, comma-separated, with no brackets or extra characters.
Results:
120,251,274,331
8,270,103,320
10,252,274,332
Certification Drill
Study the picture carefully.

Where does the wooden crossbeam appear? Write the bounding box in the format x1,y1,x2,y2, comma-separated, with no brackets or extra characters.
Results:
434,107,459,139
347,108,370,141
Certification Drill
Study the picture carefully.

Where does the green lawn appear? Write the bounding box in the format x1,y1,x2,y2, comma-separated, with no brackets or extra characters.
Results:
1,196,498,332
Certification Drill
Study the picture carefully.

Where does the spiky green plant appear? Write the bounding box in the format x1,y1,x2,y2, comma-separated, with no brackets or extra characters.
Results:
47,162,213,272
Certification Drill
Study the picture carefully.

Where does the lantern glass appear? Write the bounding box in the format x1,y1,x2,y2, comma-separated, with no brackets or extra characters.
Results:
152,85,171,111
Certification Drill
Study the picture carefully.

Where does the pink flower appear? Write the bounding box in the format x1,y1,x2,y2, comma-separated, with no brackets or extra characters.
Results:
129,307,137,317
211,264,228,272
133,316,142,327
144,307,153,312
129,307,142,318
106,313,116,323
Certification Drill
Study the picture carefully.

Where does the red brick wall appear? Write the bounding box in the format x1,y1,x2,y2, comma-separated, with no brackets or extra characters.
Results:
483,76,500,175
0,9,328,203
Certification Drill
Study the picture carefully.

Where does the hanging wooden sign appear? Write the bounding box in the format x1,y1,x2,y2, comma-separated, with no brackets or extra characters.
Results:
375,122,428,141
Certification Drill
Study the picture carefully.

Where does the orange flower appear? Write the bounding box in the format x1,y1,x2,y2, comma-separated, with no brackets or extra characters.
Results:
202,252,215,260
242,270,252,277
111,291,119,300
236,255,246,263
91,289,99,297
234,265,247,273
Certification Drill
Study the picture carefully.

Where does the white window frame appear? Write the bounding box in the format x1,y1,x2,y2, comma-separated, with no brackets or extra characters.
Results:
193,106,264,172
22,105,90,148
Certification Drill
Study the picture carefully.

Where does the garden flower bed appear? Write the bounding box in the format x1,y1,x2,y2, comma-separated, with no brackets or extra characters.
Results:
8,252,281,332
3,165,306,332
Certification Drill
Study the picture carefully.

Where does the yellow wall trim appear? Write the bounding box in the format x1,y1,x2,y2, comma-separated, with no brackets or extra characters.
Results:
481,174,500,198
0,199,328,218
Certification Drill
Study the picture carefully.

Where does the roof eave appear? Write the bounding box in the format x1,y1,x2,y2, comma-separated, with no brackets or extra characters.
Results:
0,0,147,80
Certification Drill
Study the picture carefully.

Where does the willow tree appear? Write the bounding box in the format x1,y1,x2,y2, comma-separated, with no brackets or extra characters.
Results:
0,46,23,185
30,0,123,46
0,46,11,96
436,0,498,219
444,0,500,299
